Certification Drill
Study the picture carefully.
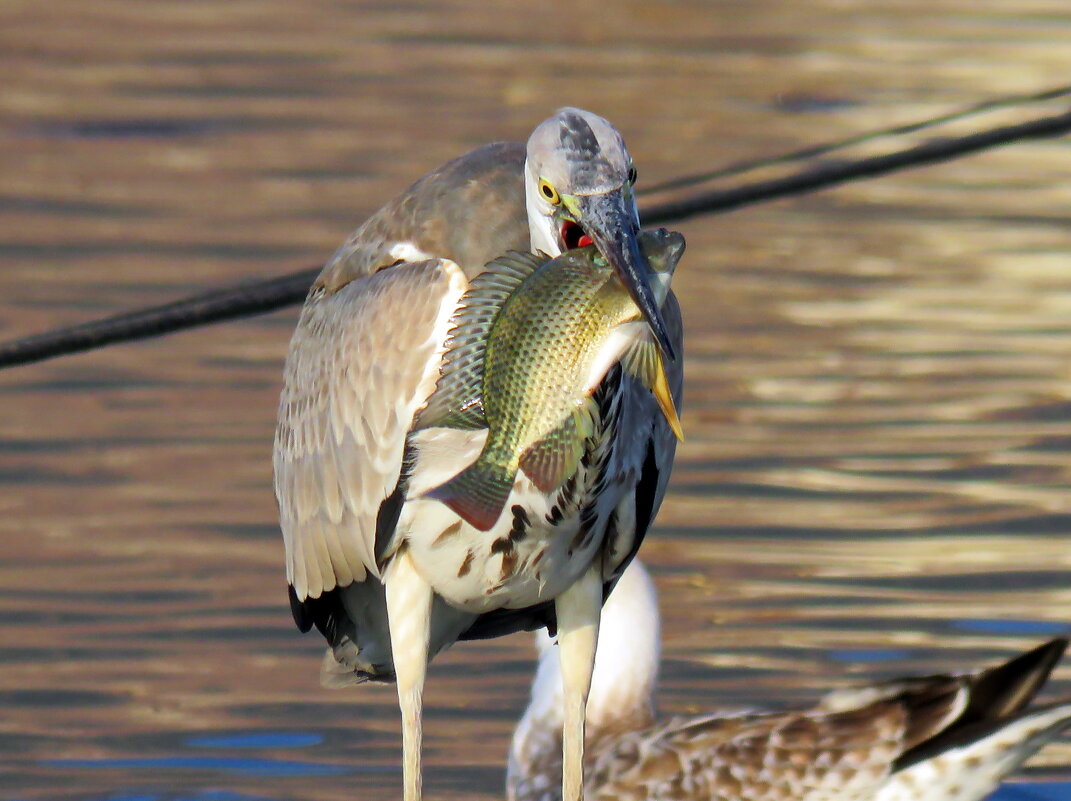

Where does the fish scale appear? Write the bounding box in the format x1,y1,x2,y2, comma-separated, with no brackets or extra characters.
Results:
417,229,685,532
487,257,613,443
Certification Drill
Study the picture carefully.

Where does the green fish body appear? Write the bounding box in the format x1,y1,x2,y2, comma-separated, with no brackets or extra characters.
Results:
416,228,685,531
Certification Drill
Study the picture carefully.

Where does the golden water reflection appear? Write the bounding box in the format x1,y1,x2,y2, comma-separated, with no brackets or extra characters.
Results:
1,1,1070,799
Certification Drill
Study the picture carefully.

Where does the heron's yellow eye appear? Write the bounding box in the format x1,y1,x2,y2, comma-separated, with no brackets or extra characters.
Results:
627,165,638,185
538,179,560,205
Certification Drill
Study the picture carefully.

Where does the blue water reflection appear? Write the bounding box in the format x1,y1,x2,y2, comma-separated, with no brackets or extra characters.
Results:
991,782,1071,801
184,731,323,749
41,755,351,777
955,619,1070,637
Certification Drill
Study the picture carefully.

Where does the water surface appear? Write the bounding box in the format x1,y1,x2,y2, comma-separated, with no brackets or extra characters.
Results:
1,1,1070,798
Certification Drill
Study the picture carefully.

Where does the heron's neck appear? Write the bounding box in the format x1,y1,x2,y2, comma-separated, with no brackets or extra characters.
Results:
523,160,562,257
511,560,660,761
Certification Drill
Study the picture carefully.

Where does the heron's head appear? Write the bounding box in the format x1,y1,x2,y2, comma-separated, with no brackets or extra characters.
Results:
524,107,675,359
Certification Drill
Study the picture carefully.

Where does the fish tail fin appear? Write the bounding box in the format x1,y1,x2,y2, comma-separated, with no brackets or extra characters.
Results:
649,350,684,442
622,335,684,442
426,458,515,532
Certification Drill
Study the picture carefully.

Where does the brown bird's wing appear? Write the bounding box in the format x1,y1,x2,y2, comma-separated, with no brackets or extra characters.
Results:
588,639,1071,801
587,703,907,801
273,257,468,601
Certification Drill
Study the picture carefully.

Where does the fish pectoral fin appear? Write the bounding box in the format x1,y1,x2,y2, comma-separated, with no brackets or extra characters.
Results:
425,458,515,531
622,337,684,442
519,412,588,493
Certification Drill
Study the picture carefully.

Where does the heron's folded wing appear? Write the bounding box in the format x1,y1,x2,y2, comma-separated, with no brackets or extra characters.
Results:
601,289,684,586
273,258,467,600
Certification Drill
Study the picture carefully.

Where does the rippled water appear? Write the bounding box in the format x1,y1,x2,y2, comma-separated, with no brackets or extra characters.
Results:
2,1,1071,799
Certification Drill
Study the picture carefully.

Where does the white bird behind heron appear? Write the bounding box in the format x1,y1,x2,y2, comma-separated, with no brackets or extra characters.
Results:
509,559,1071,801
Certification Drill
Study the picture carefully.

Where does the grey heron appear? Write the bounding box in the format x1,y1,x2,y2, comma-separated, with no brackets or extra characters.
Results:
273,107,683,801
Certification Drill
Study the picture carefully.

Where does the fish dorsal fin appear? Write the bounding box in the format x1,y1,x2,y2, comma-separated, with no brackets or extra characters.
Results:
519,400,597,493
416,251,547,430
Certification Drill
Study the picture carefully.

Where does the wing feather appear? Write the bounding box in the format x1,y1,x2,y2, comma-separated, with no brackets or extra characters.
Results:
274,257,467,600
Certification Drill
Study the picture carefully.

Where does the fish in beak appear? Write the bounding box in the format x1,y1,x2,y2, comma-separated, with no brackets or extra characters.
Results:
572,191,678,362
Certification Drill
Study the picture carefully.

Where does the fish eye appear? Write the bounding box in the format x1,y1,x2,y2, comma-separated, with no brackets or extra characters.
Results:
627,165,638,185
538,178,561,205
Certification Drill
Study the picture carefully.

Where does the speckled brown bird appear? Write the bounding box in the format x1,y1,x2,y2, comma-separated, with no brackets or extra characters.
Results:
509,560,1071,801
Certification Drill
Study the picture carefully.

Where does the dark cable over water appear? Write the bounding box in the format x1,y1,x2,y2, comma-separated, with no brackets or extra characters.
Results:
0,269,320,368
638,83,1071,195
0,101,1068,370
642,106,1071,225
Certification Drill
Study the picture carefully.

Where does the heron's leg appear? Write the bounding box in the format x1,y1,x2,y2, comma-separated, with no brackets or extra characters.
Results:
554,562,602,801
385,548,433,801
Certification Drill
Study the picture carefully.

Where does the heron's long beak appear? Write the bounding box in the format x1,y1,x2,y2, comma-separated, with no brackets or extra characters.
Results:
575,192,677,361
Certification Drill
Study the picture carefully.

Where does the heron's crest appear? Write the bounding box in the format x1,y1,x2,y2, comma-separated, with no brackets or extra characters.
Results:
525,107,632,196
